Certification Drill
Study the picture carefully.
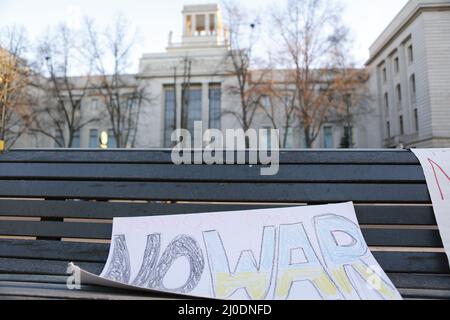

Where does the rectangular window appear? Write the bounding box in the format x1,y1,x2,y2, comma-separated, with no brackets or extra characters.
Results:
261,95,270,111
209,14,216,33
342,126,353,148
92,99,98,110
323,126,333,149
284,127,294,149
182,87,202,134
382,68,387,82
408,45,414,63
72,130,80,148
186,15,192,36
399,115,404,135
261,127,272,149
89,129,99,149
394,57,400,74
384,93,389,111
55,129,64,148
108,129,117,149
209,86,221,129
410,74,416,101
414,109,419,132
396,84,402,104
127,97,135,110
164,88,176,148
196,14,206,34
387,121,391,138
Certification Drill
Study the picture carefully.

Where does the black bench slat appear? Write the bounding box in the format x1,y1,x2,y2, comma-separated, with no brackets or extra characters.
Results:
0,224,443,247
373,252,450,274
0,279,447,300
0,181,431,203
0,163,426,183
4,273,450,292
363,229,443,247
0,252,447,276
0,200,436,225
0,274,70,285
355,206,436,225
387,273,450,291
0,150,420,164
399,289,450,300
0,258,103,276
0,281,171,300
0,240,109,262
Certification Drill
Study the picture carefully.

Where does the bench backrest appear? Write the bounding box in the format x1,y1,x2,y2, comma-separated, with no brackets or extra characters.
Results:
0,149,448,299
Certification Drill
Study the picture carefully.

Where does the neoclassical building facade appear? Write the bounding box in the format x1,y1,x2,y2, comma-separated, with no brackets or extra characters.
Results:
13,0,450,149
366,0,450,148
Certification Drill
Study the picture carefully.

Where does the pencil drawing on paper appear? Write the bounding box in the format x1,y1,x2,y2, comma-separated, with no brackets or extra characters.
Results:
97,203,402,300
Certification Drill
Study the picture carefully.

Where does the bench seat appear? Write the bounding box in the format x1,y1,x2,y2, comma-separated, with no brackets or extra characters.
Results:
0,149,449,300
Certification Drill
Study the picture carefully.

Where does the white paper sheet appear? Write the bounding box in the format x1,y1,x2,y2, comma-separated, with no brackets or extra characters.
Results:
72,202,401,300
412,149,450,265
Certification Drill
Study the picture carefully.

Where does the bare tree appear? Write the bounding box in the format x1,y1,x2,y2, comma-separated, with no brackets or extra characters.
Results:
252,67,299,148
179,57,192,129
221,0,268,144
272,0,359,148
32,23,98,148
328,47,372,148
0,26,35,150
84,15,151,148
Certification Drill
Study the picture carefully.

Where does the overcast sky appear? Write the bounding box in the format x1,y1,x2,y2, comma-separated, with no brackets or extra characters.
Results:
0,0,409,69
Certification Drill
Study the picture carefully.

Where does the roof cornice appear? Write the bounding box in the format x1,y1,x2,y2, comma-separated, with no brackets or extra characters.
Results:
366,1,450,66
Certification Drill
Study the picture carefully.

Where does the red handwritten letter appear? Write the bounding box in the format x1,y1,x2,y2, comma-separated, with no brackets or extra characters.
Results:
428,158,450,200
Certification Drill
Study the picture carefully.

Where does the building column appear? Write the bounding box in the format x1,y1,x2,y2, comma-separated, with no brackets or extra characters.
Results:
192,15,196,36
176,83,182,129
206,14,210,35
202,82,209,129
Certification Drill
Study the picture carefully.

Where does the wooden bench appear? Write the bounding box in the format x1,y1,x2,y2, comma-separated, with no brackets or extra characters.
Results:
0,149,448,300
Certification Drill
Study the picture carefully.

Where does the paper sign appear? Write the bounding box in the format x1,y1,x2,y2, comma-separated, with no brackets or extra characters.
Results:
412,149,450,265
73,202,401,300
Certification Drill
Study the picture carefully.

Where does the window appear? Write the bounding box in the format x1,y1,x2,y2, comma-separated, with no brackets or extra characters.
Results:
394,57,400,74
72,130,80,148
323,126,333,149
89,129,99,149
261,127,272,149
127,97,135,110
387,121,391,138
399,115,404,135
382,68,387,82
396,84,402,104
164,88,176,148
342,126,353,148
209,86,221,129
408,45,414,63
261,95,270,111
55,129,64,148
92,99,98,110
384,93,389,112
414,109,419,132
195,14,206,34
209,14,216,34
182,87,202,134
108,129,117,149
186,15,192,36
112,96,119,107
284,127,294,149
410,74,416,101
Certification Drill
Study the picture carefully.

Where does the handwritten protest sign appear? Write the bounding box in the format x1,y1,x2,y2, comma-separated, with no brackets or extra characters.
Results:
72,202,401,300
412,149,450,265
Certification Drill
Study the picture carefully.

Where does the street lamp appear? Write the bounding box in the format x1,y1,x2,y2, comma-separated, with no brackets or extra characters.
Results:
0,75,8,152
99,131,108,149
